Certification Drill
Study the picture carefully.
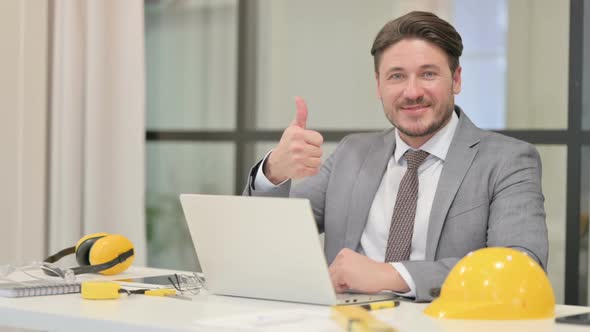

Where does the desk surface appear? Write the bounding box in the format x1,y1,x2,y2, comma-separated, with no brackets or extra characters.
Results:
0,267,589,332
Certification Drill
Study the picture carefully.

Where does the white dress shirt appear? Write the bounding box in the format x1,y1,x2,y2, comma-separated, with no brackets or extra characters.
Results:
254,112,459,298
361,112,458,297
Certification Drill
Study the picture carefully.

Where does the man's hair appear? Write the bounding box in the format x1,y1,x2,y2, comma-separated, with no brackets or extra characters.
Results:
370,11,463,74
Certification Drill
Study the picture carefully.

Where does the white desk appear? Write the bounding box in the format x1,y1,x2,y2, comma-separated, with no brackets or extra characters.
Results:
0,267,589,332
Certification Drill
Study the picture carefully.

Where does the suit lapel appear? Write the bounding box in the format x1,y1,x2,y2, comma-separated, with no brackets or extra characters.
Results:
425,109,482,259
345,130,395,250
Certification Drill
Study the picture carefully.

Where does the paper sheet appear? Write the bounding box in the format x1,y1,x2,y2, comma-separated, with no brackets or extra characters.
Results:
192,309,342,332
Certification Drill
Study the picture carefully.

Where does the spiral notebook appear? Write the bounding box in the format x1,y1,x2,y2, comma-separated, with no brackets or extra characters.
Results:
0,280,81,298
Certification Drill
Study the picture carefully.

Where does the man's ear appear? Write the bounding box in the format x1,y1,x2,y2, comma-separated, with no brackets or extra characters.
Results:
452,66,462,94
375,72,382,99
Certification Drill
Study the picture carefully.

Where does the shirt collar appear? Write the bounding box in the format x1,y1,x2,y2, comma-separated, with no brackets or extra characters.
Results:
393,110,459,163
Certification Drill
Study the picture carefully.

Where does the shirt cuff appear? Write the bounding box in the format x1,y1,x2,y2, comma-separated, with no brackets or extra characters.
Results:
253,150,289,191
391,262,416,298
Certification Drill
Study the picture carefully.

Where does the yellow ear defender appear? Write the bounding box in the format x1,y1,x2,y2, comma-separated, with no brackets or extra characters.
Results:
43,233,135,276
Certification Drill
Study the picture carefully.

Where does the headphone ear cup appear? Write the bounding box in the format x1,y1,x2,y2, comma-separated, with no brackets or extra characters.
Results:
75,233,108,266
88,234,135,275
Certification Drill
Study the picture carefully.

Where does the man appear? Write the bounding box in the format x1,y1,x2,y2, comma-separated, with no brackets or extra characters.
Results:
243,11,548,302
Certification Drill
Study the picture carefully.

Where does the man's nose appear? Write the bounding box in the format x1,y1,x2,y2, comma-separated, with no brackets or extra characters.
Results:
402,77,424,100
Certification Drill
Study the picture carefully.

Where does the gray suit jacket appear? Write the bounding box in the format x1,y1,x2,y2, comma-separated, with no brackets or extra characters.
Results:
244,107,548,302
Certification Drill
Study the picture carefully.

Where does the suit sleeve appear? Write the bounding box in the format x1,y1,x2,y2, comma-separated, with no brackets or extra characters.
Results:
401,142,547,302
242,137,350,233
242,152,292,198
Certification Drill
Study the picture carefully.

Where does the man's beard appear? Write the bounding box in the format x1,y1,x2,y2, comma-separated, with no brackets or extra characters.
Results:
384,91,455,138
394,104,454,137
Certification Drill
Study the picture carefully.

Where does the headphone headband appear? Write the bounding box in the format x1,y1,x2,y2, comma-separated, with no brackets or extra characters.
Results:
70,249,134,275
44,246,76,264
43,234,135,277
43,248,134,277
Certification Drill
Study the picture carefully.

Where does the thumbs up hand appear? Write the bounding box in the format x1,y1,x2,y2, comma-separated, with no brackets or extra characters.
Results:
264,97,324,185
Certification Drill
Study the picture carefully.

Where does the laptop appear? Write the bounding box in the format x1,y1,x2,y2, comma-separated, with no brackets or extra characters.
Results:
179,194,398,305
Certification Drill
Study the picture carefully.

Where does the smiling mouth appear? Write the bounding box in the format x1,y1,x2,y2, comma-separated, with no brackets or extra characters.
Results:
401,105,430,112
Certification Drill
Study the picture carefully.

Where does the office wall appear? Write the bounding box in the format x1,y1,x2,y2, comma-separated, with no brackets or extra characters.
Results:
0,0,48,264
507,0,569,129
507,0,569,303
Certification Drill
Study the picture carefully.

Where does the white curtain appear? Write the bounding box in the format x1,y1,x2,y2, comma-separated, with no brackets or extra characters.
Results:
49,0,147,265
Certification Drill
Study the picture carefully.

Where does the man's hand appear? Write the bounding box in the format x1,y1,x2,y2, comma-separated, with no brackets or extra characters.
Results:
328,248,409,293
263,97,324,185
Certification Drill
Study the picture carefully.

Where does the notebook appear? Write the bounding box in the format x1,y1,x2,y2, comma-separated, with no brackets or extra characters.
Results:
0,280,81,298
179,194,398,305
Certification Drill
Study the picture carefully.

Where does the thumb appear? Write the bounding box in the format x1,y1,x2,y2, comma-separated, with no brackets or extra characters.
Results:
293,96,308,129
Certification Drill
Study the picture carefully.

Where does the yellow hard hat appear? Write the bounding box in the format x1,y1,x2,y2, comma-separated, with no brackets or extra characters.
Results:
424,247,554,320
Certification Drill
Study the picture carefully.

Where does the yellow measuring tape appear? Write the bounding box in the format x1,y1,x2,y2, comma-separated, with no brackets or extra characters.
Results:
81,281,178,300
331,305,396,332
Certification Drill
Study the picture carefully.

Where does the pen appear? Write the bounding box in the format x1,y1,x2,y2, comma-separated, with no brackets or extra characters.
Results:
361,300,400,311
139,288,193,301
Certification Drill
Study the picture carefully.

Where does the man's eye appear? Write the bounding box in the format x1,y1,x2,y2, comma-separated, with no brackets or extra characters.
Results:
423,71,436,78
389,73,404,80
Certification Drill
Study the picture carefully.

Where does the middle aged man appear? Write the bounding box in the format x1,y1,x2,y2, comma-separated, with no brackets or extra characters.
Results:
243,11,548,302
